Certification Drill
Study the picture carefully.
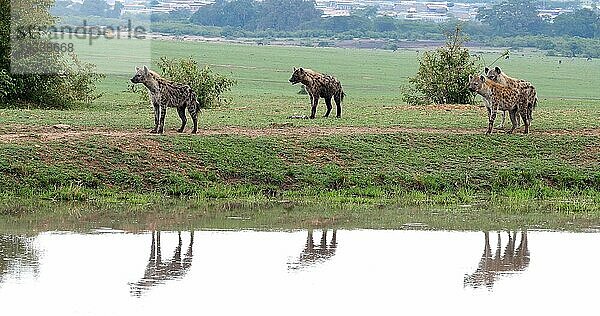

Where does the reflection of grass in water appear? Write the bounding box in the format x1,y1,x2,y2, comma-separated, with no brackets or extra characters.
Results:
0,198,598,233
0,234,39,282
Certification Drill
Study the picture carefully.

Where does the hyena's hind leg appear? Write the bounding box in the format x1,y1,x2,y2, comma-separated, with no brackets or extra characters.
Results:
498,110,506,128
334,92,343,118
499,110,520,128
519,108,530,134
187,102,198,134
176,107,187,133
507,109,519,134
324,97,333,117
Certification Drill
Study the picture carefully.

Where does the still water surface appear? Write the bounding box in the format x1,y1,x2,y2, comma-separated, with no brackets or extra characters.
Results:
1,229,599,315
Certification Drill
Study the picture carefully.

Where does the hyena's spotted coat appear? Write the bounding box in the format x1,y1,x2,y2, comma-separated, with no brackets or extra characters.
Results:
485,67,537,125
289,67,345,119
468,75,532,134
130,66,200,134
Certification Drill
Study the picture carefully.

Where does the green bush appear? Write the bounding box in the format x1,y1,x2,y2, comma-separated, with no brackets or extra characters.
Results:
1,0,104,109
0,69,15,102
402,26,481,105
157,56,236,108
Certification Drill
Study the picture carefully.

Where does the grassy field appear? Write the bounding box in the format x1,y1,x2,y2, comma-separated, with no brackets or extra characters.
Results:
0,39,599,226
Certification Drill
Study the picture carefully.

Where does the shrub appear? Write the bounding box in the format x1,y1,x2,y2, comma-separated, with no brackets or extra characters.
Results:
1,0,104,109
0,69,15,102
402,26,482,105
157,56,236,108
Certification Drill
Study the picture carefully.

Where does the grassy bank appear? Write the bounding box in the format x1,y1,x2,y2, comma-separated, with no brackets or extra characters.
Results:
0,132,598,209
1,40,599,220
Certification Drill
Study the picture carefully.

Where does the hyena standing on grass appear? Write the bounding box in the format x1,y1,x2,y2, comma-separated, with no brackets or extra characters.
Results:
289,67,345,119
485,67,537,127
468,74,532,134
130,66,200,134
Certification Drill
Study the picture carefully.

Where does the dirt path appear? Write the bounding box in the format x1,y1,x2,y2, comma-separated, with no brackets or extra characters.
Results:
1,125,599,143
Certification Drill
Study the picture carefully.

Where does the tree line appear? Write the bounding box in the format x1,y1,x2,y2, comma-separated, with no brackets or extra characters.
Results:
180,0,599,39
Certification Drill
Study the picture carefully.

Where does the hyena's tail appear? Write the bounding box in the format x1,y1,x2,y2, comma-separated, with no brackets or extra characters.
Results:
529,88,537,122
191,89,201,113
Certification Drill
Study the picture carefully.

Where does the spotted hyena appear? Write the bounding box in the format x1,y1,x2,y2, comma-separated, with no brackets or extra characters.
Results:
485,67,537,126
468,74,532,134
289,67,345,119
130,66,200,134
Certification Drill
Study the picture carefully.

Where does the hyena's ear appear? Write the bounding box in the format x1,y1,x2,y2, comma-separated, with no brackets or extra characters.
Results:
143,65,149,75
484,67,489,74
479,75,485,81
468,74,473,80
135,66,140,72
494,66,501,74
299,67,304,73
293,67,297,71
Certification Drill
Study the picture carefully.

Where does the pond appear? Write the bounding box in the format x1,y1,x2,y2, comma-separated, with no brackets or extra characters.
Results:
1,229,599,315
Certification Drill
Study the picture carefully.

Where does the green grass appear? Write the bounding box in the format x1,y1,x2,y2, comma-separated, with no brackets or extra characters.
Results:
0,132,597,207
2,41,599,131
0,39,599,226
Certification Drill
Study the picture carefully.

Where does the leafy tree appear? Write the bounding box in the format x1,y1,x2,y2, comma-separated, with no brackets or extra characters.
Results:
402,26,481,105
189,0,226,26
320,15,371,32
191,0,321,31
80,0,109,17
190,0,257,28
107,1,124,19
552,9,599,38
354,6,378,19
157,56,236,108
1,0,103,108
374,16,397,32
477,0,544,36
256,0,321,31
222,0,257,28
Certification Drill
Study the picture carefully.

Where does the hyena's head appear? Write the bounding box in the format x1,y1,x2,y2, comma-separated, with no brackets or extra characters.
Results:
484,67,503,82
130,66,153,85
289,67,307,85
468,74,486,93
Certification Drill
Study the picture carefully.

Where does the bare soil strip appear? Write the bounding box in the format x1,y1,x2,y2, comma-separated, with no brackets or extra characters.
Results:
1,125,599,143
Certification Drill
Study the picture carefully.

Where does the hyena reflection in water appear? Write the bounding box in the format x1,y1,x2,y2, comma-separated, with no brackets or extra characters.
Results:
130,231,194,296
464,231,529,289
288,229,337,270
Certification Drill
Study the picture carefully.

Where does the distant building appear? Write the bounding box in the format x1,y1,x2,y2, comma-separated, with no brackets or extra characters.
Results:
537,8,574,21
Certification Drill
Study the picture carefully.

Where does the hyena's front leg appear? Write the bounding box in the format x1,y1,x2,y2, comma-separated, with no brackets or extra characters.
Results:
486,106,496,135
310,94,319,119
151,103,160,134
158,106,167,134
324,97,332,117
176,107,187,133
